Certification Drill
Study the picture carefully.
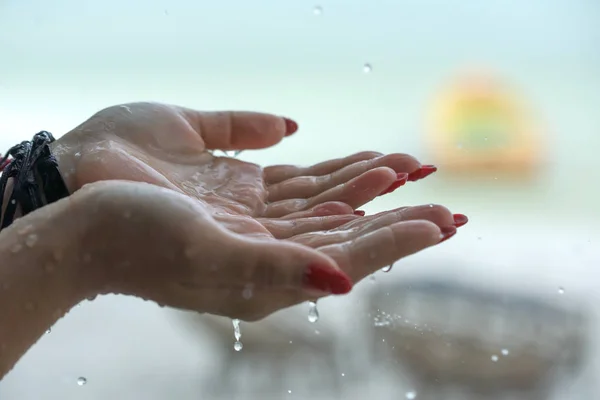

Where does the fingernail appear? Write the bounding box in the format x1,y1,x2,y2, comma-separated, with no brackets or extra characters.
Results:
283,118,298,136
303,264,353,295
453,213,469,228
379,173,409,196
354,210,366,216
408,165,437,182
439,226,457,243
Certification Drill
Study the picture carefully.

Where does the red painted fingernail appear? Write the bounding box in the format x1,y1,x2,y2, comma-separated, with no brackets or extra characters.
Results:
379,173,409,196
408,165,437,182
439,226,458,243
283,118,298,136
453,213,469,228
354,210,366,216
303,264,353,295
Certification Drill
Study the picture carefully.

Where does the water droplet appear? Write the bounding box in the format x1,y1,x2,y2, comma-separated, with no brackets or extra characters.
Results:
25,234,38,247
308,301,319,323
242,285,253,300
501,348,509,356
232,319,243,351
74,152,81,159
10,199,16,205
288,389,292,394
477,236,482,240
484,137,488,141
405,391,417,399
233,150,243,157
46,328,51,334
558,287,565,294
363,63,372,74
429,204,434,207
77,377,87,386
313,5,322,15
491,354,499,362
341,373,345,377
382,264,393,273
314,329,320,335
369,275,376,282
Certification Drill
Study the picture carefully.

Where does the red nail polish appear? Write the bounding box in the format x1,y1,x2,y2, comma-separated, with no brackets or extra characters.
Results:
379,173,409,196
283,118,298,136
303,264,353,295
453,213,469,228
354,210,366,216
408,165,437,182
439,226,457,243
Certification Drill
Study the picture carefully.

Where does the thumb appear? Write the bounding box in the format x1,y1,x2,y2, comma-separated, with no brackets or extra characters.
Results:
179,108,298,150
237,237,353,296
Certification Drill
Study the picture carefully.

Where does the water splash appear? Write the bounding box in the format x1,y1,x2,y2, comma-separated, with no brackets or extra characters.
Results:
232,319,243,351
308,301,319,323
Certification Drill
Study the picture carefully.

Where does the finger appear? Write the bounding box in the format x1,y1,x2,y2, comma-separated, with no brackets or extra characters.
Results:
267,153,421,202
264,167,397,218
258,215,360,239
319,220,457,282
264,151,383,185
179,109,298,150
281,201,355,220
292,204,454,248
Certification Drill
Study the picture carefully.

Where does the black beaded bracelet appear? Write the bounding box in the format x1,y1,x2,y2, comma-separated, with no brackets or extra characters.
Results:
0,131,70,230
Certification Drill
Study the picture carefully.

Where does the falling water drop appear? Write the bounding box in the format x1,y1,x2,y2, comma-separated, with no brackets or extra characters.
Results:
77,377,87,386
382,263,394,273
363,63,372,74
491,354,499,362
232,319,243,351
308,301,319,323
313,5,322,15
46,328,51,334
405,391,417,399
501,348,509,356
288,390,292,394
558,287,565,294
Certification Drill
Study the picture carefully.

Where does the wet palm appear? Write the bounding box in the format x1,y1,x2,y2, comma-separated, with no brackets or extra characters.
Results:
52,102,460,289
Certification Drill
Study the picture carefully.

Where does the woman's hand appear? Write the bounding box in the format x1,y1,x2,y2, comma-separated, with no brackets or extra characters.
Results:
78,180,458,321
46,102,467,321
51,102,437,219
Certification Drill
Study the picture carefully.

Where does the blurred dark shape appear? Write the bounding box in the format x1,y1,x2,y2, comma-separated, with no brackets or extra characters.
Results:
426,70,545,180
173,309,350,398
368,279,589,399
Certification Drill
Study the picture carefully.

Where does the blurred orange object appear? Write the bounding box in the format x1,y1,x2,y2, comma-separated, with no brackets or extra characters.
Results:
426,71,544,178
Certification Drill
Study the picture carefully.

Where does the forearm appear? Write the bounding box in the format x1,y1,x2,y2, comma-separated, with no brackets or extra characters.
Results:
0,195,93,379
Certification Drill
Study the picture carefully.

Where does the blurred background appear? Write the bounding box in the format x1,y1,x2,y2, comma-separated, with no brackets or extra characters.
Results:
1,0,599,398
